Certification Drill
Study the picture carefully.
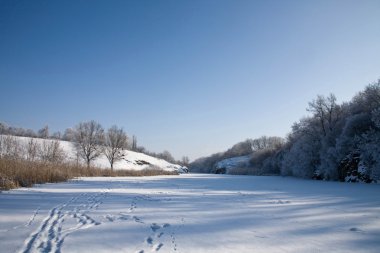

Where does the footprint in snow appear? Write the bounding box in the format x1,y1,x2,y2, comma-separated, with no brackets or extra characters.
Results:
105,215,116,222
151,223,161,232
133,216,144,223
154,243,164,251
270,200,291,204
146,236,153,245
349,227,364,233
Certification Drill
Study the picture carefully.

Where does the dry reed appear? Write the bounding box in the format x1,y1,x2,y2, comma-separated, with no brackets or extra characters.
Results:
0,158,178,190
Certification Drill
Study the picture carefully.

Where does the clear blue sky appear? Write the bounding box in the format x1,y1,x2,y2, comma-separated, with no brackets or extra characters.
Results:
1,0,379,161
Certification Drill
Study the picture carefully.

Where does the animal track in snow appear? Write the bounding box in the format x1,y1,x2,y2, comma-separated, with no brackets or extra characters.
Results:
136,222,173,253
349,227,365,233
151,223,161,232
269,200,291,204
154,243,164,251
19,189,109,253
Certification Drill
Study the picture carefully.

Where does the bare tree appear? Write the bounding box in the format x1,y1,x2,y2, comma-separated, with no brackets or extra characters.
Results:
26,138,39,161
104,125,128,170
73,121,104,168
0,135,4,158
131,135,137,151
181,156,190,166
39,139,65,163
1,135,22,159
307,94,341,136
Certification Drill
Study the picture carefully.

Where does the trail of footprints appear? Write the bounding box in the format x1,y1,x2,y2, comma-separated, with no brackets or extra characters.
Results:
20,191,182,253
128,194,182,253
136,222,173,253
19,189,110,253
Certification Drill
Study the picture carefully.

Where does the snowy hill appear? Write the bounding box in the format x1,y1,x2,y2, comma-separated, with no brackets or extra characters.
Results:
214,155,251,174
2,135,187,173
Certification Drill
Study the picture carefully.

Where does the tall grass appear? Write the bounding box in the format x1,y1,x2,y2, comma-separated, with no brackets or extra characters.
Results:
0,158,178,190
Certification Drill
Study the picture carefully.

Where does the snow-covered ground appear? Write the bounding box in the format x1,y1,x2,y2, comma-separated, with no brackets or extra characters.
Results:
215,155,251,173
1,174,379,253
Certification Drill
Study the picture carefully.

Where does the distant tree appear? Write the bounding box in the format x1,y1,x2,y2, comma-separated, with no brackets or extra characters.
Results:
159,150,175,163
224,139,254,158
251,136,284,151
0,122,7,134
73,121,104,168
38,125,49,139
52,131,62,139
136,146,146,153
63,128,75,141
25,129,37,138
104,125,128,170
181,156,190,166
132,135,137,151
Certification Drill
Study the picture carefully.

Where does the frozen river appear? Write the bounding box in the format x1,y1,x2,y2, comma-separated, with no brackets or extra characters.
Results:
1,174,379,253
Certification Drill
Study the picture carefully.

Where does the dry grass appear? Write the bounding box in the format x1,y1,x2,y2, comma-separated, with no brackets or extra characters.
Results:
0,158,178,191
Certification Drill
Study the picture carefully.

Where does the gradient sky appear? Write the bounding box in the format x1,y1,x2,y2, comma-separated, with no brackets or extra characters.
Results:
1,0,380,160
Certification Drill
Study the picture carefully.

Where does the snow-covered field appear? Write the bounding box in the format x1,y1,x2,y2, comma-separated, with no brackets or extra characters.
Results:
1,174,379,253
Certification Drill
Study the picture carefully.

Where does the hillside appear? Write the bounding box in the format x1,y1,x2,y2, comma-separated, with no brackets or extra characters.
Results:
213,155,251,174
1,135,188,173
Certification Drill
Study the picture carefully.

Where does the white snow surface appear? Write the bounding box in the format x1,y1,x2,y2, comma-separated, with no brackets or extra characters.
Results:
5,136,185,172
1,174,380,253
215,155,251,171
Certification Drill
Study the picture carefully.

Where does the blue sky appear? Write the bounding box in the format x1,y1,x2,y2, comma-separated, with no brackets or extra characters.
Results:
1,0,380,160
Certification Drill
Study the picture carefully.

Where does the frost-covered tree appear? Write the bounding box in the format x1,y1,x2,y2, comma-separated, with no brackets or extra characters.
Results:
359,108,380,180
73,121,104,168
307,94,341,137
38,125,49,139
251,136,284,151
281,131,321,178
104,125,128,170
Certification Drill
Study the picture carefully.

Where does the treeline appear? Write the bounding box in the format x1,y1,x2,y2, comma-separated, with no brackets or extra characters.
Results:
190,80,380,182
190,136,284,174
0,121,187,167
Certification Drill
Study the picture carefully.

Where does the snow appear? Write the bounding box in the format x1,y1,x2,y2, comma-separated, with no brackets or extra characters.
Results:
1,174,380,253
4,136,186,172
215,155,251,172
